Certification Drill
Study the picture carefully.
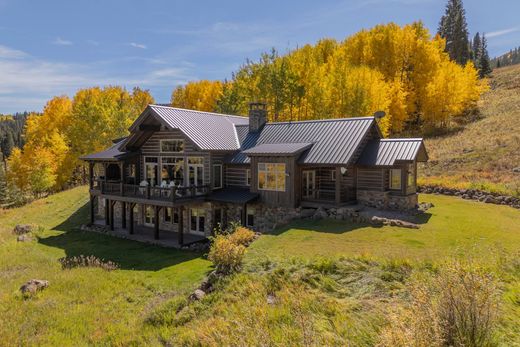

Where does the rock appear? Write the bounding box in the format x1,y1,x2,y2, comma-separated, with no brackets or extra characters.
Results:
418,202,434,211
20,279,49,295
513,167,520,173
190,289,206,301
370,216,385,226
13,224,33,235
17,234,31,242
484,196,497,204
312,207,328,220
267,294,277,305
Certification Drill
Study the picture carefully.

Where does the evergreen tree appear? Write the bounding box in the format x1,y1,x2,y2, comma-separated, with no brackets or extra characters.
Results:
472,32,482,70
438,0,471,65
2,132,15,158
478,34,492,77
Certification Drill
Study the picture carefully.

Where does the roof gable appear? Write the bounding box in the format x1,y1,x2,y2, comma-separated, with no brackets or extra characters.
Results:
357,138,428,166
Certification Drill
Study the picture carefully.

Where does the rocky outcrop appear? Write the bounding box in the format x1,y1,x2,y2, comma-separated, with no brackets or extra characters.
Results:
418,185,520,209
13,224,33,235
20,279,49,296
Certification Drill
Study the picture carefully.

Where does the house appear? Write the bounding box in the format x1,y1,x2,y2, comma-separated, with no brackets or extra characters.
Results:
81,103,428,245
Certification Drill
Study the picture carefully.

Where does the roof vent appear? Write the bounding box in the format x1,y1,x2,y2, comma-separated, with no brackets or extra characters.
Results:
249,102,267,133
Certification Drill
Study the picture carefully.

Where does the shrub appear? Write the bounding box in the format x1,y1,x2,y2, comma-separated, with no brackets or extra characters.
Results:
378,260,500,347
208,236,246,274
227,227,256,246
59,255,119,271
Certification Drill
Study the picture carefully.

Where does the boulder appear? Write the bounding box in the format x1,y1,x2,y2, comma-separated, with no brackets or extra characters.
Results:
13,224,33,235
370,216,386,226
484,196,497,204
190,289,206,301
267,294,277,305
512,167,520,173
20,279,49,295
17,234,31,242
312,207,328,220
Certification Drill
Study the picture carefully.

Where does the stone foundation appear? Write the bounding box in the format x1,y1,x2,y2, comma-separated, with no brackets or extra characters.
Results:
357,190,418,210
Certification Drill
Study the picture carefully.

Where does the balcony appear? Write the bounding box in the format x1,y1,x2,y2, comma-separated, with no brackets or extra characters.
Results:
91,179,210,204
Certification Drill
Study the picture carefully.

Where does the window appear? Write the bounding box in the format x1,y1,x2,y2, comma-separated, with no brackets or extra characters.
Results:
145,206,155,225
164,207,172,223
145,157,158,186
173,210,179,224
246,169,251,186
160,139,184,153
161,157,184,185
408,165,415,187
246,207,255,227
213,164,223,189
190,209,205,233
389,169,402,190
331,169,336,181
258,163,286,192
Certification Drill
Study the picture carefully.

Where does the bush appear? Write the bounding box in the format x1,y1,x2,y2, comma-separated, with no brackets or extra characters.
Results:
378,260,500,347
208,236,246,274
227,227,256,246
59,255,119,271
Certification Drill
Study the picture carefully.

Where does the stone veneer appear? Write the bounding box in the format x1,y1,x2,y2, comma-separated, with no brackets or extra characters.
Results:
356,189,418,210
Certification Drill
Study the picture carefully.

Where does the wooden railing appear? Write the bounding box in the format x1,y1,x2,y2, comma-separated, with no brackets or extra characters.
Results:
302,188,336,201
92,179,210,202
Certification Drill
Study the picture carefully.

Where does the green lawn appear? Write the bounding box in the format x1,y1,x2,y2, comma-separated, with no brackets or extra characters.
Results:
0,186,211,346
247,194,520,264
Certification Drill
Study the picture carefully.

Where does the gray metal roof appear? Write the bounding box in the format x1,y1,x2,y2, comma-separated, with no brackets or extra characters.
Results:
357,139,428,166
132,105,249,151
242,142,313,156
207,188,259,204
81,138,130,161
229,117,376,165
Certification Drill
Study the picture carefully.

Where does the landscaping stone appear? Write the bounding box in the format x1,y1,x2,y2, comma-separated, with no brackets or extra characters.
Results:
513,167,520,173
17,234,31,242
190,289,206,301
13,224,33,235
300,208,316,218
312,207,328,220
267,294,277,305
20,279,49,295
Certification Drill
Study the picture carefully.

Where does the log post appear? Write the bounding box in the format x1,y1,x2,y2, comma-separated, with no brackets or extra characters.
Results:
109,200,115,231
129,203,135,234
178,207,184,246
335,167,341,205
89,162,94,189
154,206,160,240
90,195,95,224
121,201,126,229
104,199,110,226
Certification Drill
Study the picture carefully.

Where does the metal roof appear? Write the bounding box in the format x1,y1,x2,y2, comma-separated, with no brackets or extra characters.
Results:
228,117,376,165
242,142,313,156
207,188,259,204
133,105,249,151
357,139,428,166
80,138,131,161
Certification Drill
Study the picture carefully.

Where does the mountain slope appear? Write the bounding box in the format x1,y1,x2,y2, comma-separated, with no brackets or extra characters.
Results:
419,64,520,196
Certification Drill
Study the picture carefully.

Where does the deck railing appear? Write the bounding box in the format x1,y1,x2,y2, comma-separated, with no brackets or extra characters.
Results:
301,188,336,202
92,179,209,202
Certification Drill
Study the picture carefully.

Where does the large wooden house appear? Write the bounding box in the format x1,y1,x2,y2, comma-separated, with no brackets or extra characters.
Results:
82,103,428,245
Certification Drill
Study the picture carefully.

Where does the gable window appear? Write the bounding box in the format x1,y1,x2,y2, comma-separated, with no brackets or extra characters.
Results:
258,163,286,192
389,169,402,190
246,169,251,186
213,164,223,189
160,139,184,153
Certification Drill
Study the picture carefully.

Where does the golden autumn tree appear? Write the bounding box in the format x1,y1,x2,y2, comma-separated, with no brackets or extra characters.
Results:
171,80,223,112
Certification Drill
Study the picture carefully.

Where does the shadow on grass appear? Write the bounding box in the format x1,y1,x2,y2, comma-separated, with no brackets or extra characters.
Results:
37,202,203,271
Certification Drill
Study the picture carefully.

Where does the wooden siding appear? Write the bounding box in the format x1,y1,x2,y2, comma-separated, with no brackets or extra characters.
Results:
225,165,248,188
357,168,385,191
250,156,296,208
340,166,357,202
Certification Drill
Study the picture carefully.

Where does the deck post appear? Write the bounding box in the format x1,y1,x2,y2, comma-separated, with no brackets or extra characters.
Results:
89,163,94,189
90,195,95,224
104,199,110,226
154,206,160,240
129,203,134,234
241,203,247,226
109,200,115,231
335,167,341,205
178,207,184,246
121,201,126,229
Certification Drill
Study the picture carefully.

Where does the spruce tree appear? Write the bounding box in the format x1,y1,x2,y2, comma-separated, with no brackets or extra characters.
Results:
472,32,482,70
478,34,492,77
438,0,471,65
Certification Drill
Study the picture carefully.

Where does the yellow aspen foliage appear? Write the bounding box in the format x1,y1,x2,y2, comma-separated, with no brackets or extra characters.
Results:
171,80,223,112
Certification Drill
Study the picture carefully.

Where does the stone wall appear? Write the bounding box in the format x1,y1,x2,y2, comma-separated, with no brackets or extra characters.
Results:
356,190,418,210
418,185,520,209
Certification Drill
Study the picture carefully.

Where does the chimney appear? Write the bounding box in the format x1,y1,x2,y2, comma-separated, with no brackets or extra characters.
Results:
248,102,267,132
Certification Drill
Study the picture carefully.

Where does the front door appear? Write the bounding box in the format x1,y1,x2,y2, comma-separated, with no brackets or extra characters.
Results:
302,170,316,199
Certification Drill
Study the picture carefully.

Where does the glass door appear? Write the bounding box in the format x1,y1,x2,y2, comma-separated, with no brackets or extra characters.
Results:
144,205,155,227
145,157,158,186
302,170,316,199
188,158,204,194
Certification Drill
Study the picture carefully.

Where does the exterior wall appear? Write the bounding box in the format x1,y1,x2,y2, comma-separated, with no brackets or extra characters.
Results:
357,168,385,191
250,156,296,208
357,189,418,210
225,165,249,188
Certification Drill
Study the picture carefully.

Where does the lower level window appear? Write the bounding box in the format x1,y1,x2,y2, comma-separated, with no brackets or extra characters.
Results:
145,206,155,225
246,207,255,227
389,169,402,190
164,207,172,223
190,209,205,233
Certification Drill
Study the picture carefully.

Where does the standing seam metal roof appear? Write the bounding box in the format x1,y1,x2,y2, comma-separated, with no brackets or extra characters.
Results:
242,142,314,156
356,139,427,166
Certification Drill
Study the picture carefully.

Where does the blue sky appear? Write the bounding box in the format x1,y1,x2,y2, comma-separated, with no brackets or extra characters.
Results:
0,0,519,113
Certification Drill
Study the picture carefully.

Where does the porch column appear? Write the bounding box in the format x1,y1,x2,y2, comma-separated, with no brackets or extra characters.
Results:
335,167,341,204
178,207,184,246
104,199,110,226
129,203,135,234
121,201,126,229
109,200,115,231
90,195,95,224
119,162,124,195
154,206,160,240
89,162,94,189
241,203,247,226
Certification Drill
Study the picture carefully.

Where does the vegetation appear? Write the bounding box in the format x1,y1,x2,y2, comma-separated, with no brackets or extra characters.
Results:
0,112,28,159
437,0,471,65
420,64,520,197
207,226,255,274
172,22,486,135
1,188,519,345
493,46,520,69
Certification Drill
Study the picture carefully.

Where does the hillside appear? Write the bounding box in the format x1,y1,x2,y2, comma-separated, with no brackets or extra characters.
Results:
420,64,520,196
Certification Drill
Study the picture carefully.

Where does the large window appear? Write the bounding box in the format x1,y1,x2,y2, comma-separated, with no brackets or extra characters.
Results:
213,164,222,189
161,157,184,186
145,157,158,186
389,169,402,190
160,139,184,153
190,208,205,234
258,163,286,192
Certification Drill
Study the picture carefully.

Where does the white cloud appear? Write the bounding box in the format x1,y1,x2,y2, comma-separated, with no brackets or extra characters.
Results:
486,27,519,38
53,37,73,46
0,45,27,59
129,42,147,49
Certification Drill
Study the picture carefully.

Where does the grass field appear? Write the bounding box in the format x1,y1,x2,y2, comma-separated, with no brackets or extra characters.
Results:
420,64,520,196
0,187,519,345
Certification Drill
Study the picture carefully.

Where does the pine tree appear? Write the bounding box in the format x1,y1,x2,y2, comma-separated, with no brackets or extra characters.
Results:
472,32,482,70
438,0,471,65
0,160,14,208
478,34,492,77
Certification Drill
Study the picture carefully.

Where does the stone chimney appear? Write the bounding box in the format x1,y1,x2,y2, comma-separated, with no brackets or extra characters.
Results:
248,102,267,132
